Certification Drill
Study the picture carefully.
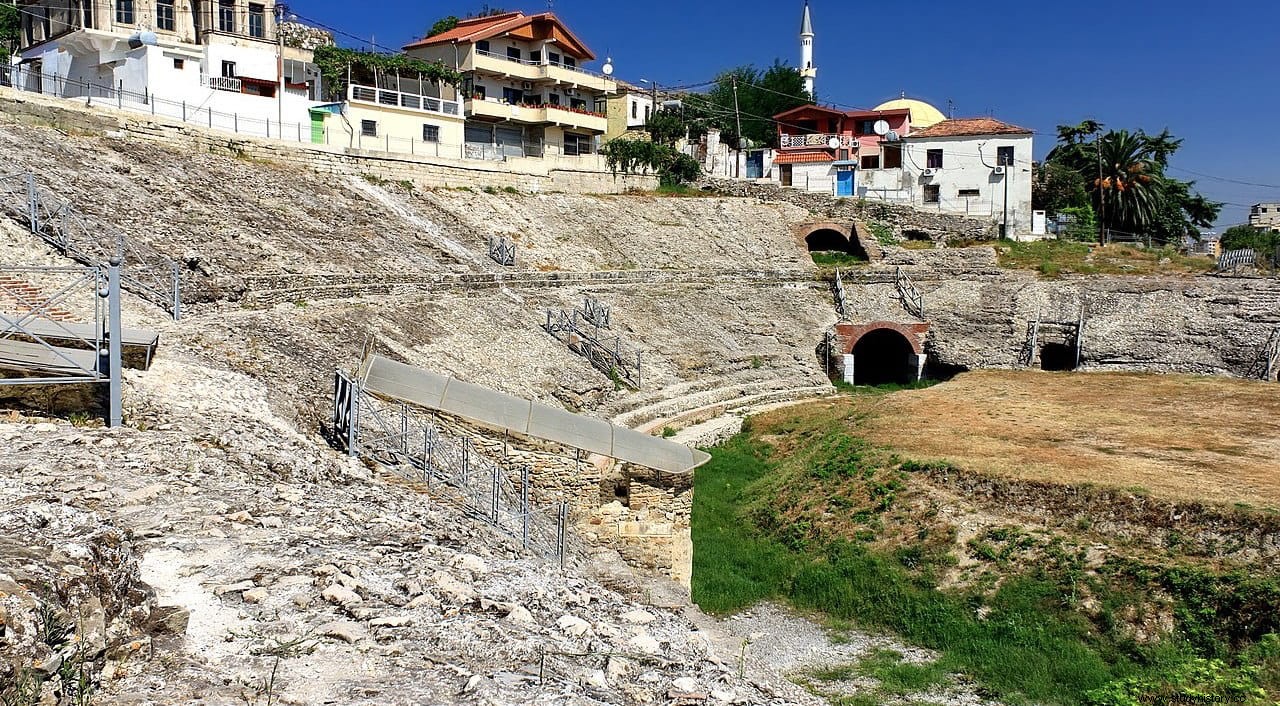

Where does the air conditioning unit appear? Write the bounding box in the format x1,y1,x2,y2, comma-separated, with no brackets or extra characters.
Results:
922,168,938,177
521,81,533,90
993,165,1007,175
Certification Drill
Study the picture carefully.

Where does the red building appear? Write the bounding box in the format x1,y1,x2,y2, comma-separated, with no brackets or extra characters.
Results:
772,104,912,194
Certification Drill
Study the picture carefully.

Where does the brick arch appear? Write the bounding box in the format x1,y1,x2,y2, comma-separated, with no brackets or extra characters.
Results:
794,221,853,248
834,321,929,355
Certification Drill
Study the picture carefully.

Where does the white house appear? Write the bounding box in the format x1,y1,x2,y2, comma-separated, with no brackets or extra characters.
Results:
11,0,322,135
899,117,1035,236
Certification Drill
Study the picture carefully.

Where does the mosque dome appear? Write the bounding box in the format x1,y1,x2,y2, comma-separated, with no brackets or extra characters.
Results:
873,98,946,129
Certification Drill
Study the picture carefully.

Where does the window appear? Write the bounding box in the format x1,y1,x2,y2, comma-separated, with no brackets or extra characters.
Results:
156,0,174,30
564,56,576,69
570,97,587,112
501,87,523,104
836,149,849,161
927,149,944,169
472,85,486,100
530,50,541,64
116,0,134,24
476,40,490,53
422,125,439,142
360,120,377,137
857,119,876,135
958,188,980,198
997,145,1014,166
924,184,941,203
563,133,592,156
548,93,559,106
172,58,184,70
218,0,234,33
506,46,521,60
644,106,650,122
221,60,236,78
248,3,265,38
631,101,637,119
883,144,902,169
860,153,881,170
547,51,560,65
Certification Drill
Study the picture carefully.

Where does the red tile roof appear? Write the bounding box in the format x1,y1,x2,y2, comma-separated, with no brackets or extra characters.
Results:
404,11,595,60
773,151,834,164
905,117,1033,138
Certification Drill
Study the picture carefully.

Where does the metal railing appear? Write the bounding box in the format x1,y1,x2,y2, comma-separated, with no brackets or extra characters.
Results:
832,268,850,321
332,370,578,565
0,172,182,320
199,74,242,92
780,133,855,149
348,84,461,116
581,296,611,329
1254,327,1280,382
1218,249,1258,274
894,266,925,319
488,235,515,267
544,308,642,389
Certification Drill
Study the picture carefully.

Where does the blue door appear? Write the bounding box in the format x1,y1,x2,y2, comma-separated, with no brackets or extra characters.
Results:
836,169,854,197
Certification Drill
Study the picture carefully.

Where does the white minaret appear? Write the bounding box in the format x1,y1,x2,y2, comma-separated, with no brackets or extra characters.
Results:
800,1,816,97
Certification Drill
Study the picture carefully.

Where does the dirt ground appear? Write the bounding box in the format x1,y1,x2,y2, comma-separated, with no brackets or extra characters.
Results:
848,370,1280,509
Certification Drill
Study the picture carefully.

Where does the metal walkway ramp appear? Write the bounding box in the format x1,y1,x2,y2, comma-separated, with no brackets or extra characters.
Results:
358,355,710,475
0,338,101,377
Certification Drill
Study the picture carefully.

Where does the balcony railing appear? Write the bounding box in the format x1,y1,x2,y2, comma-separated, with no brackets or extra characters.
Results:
470,48,615,91
780,133,856,150
349,84,461,117
201,75,242,93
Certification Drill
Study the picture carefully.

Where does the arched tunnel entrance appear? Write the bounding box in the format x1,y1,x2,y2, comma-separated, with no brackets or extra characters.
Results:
1039,343,1079,371
805,228,868,262
851,328,918,386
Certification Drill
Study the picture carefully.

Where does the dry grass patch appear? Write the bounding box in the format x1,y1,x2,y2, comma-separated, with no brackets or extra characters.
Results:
842,370,1280,508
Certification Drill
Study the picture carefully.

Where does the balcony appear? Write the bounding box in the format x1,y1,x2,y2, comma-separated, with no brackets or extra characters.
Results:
468,48,616,94
779,133,856,150
349,84,461,118
465,99,607,133
201,75,242,93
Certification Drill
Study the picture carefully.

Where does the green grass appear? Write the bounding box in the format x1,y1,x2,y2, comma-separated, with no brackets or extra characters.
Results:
811,251,868,267
997,240,1214,277
856,649,950,695
693,434,1138,705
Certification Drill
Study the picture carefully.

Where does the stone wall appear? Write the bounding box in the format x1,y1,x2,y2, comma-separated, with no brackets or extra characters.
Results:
0,89,658,195
703,177,1001,242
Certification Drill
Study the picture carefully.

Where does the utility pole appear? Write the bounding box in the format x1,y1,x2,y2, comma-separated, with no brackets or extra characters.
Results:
1002,163,1010,239
1096,129,1105,245
276,3,285,135
731,76,743,179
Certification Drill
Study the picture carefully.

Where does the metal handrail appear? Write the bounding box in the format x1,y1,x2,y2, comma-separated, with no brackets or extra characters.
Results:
894,266,925,319
348,84,461,117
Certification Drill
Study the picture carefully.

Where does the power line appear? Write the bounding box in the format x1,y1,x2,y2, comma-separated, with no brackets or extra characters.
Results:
1167,167,1280,191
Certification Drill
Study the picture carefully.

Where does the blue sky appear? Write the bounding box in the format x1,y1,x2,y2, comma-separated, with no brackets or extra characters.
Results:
292,0,1280,228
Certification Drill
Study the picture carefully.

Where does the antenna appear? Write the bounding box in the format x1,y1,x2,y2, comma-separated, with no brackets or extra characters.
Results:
947,98,954,118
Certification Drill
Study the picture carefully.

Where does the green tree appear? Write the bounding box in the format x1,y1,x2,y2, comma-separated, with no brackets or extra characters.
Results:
427,16,458,37
1,1,20,57
1033,161,1091,216
644,109,686,146
1045,125,1222,243
690,60,812,148
1221,225,1280,253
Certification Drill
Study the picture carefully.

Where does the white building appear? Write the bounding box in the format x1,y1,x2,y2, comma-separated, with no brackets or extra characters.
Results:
11,0,321,134
898,117,1035,236
1250,203,1280,233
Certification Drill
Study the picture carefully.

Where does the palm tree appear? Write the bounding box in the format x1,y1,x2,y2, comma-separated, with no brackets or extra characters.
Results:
1095,130,1166,236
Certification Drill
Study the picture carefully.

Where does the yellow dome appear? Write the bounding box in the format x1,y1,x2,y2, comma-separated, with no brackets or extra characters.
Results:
873,98,946,130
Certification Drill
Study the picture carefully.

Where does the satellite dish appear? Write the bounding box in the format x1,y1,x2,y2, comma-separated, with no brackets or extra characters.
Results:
873,119,890,136
602,58,614,76
885,130,900,142
827,136,841,150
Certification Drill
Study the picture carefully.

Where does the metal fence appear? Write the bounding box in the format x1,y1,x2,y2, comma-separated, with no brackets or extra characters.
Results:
544,307,642,389
581,296,611,329
1218,249,1258,274
0,263,126,426
3,65,608,169
332,370,579,565
832,268,850,321
488,236,516,267
894,266,925,319
0,172,182,320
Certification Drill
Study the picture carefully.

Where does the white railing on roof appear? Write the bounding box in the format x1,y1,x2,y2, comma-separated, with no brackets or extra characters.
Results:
200,75,242,93
780,133,855,149
349,84,461,117
474,48,614,84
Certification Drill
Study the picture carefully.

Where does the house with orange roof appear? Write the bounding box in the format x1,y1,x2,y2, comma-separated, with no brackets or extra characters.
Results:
403,11,617,161
772,97,1036,236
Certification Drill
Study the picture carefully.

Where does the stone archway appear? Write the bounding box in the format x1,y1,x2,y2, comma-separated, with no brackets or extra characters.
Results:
831,321,930,386
795,222,867,261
